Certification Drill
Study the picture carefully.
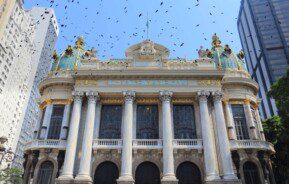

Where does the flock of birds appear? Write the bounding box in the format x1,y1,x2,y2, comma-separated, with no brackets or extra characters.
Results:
26,0,264,59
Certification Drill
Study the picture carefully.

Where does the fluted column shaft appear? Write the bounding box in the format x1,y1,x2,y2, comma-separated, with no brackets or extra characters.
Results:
60,104,71,140
76,92,99,182
224,100,237,140
212,92,238,180
58,91,84,180
244,99,258,139
160,91,177,182
197,91,220,181
118,91,135,182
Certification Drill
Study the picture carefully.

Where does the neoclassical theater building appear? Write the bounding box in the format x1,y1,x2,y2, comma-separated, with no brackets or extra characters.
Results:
23,35,275,184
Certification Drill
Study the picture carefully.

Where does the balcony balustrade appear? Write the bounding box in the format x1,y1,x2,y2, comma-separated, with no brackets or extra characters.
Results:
92,139,123,150
172,139,203,150
230,140,275,153
132,139,163,150
24,139,67,151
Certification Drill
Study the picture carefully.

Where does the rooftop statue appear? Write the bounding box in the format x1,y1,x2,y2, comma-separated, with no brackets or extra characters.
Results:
198,46,207,58
139,40,156,56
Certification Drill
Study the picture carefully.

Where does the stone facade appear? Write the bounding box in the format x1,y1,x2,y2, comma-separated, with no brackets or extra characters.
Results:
23,36,275,184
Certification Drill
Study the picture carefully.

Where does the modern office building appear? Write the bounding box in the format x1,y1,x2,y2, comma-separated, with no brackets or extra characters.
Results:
23,36,275,184
237,0,289,120
12,7,59,168
0,1,35,167
0,0,17,37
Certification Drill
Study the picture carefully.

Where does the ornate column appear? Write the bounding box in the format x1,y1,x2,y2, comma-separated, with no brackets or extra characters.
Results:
244,99,258,139
76,92,99,182
223,99,237,140
197,91,220,181
117,91,135,184
212,91,238,180
39,104,53,139
58,91,84,181
60,104,71,140
160,91,178,183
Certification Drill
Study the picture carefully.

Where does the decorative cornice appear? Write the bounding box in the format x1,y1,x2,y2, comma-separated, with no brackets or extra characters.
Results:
159,91,173,102
244,98,251,105
101,98,124,104
123,90,136,102
172,98,194,104
136,98,159,104
39,99,73,110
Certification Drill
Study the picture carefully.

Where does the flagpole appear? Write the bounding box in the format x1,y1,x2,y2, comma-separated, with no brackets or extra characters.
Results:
146,12,149,40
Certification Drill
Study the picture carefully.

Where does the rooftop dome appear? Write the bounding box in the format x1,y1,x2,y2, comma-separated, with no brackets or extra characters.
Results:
51,36,94,72
203,34,247,72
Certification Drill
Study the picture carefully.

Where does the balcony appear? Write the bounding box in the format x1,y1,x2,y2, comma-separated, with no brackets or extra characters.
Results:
173,139,203,152
132,139,163,151
230,140,275,153
25,140,67,151
93,139,122,152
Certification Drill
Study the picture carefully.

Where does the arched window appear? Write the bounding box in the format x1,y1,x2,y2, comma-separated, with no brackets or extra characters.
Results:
173,105,196,139
99,105,122,139
176,162,202,184
94,161,119,184
137,105,159,139
232,104,250,140
243,161,261,184
47,105,65,139
37,161,54,184
135,162,160,184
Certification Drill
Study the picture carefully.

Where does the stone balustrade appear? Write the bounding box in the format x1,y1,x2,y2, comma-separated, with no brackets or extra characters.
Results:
132,139,163,150
230,140,275,153
92,139,123,150
172,139,203,150
25,139,67,150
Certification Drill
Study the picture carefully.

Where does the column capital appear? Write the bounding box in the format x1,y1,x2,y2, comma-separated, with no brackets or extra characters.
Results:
72,91,84,103
86,91,99,103
197,91,210,102
212,91,224,102
123,90,135,102
159,90,173,102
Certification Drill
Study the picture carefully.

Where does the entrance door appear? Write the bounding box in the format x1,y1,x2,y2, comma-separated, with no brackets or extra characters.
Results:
243,161,261,184
176,162,202,184
135,162,160,184
94,161,119,184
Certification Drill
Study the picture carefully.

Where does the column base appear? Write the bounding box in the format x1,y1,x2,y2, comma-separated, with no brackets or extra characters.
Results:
117,175,135,184
74,174,93,184
205,174,221,181
161,175,178,184
56,175,74,184
223,173,238,180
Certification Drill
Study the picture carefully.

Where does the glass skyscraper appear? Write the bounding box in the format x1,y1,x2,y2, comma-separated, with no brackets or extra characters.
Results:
238,0,289,120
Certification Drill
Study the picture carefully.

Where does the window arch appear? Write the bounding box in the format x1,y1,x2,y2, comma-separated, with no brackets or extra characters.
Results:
243,161,261,184
94,161,119,184
37,161,54,184
135,161,160,184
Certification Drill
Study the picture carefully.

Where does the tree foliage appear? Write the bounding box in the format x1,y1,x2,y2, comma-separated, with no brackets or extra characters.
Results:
0,167,23,184
263,68,289,184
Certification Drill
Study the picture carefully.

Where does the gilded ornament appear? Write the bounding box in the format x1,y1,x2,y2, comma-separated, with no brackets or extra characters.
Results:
198,80,221,86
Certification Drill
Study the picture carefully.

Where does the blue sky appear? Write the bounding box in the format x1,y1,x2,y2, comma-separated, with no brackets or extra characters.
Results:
24,0,242,60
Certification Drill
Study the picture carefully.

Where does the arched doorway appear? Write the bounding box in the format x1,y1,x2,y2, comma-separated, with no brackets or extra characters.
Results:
94,161,119,184
37,161,54,184
243,161,261,184
135,162,160,184
176,162,202,184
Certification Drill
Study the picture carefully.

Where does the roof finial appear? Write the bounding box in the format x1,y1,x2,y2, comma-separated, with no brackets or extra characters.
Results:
146,12,149,40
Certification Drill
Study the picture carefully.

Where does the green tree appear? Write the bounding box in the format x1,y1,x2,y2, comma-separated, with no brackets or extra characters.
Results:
0,167,23,184
263,67,289,184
